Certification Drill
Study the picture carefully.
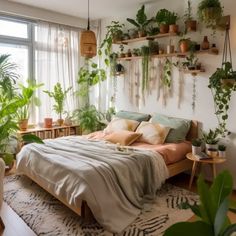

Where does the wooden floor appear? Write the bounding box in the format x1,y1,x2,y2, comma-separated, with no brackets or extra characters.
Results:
0,172,235,236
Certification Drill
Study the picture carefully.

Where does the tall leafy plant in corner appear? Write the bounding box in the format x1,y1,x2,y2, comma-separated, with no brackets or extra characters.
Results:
164,170,236,236
44,83,72,122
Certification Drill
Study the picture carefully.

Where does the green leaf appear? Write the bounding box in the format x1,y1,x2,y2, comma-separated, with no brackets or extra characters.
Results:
214,198,229,236
163,221,214,236
221,224,236,236
22,134,44,144
1,153,14,166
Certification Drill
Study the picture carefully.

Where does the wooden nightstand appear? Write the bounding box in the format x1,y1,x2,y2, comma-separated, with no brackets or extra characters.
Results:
186,152,226,189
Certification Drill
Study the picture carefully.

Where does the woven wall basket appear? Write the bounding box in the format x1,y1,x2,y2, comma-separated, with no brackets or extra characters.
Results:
80,30,97,58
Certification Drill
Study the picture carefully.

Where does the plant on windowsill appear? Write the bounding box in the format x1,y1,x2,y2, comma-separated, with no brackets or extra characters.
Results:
184,0,197,32
16,80,43,131
164,170,236,236
127,5,153,38
0,54,43,169
208,62,236,136
197,0,223,31
44,82,72,126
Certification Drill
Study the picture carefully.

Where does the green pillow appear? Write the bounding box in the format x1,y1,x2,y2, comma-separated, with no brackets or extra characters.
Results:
115,110,151,122
151,113,191,143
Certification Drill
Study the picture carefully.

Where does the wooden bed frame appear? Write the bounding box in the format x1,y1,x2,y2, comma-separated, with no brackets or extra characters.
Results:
21,120,199,221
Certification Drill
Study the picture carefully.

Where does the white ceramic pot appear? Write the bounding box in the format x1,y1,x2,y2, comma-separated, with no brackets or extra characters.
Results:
218,150,226,158
192,145,202,155
205,143,218,150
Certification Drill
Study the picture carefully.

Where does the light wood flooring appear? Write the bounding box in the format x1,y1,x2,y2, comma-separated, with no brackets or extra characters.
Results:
1,172,235,236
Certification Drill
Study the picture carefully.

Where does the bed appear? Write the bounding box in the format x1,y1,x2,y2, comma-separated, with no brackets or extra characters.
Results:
16,117,198,233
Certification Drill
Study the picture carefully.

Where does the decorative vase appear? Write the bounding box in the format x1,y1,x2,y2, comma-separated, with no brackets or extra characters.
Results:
185,20,197,32
201,36,210,50
169,24,179,33
44,118,53,128
19,119,28,131
159,24,169,34
192,145,202,155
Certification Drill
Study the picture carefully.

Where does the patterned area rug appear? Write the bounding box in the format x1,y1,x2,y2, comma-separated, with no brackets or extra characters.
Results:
4,175,198,236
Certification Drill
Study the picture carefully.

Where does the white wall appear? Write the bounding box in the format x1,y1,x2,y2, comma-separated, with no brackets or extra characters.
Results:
101,0,236,188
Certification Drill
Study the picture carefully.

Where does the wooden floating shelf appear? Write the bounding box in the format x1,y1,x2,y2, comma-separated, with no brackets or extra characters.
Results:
182,69,206,74
118,49,218,61
113,32,178,45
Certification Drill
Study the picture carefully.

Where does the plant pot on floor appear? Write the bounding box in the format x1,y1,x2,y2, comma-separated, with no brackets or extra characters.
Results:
19,119,28,131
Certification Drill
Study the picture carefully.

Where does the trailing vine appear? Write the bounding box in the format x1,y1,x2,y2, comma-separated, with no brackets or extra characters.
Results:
141,46,150,93
163,59,172,88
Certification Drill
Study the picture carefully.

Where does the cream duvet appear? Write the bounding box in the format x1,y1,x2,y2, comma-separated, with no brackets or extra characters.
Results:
16,136,168,233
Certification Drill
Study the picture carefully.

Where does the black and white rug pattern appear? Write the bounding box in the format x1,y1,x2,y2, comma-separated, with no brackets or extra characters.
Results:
4,175,198,236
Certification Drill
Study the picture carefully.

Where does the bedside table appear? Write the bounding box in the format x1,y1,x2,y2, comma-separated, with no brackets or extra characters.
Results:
186,152,226,189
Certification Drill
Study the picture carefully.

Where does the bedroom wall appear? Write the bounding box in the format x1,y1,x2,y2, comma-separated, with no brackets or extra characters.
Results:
100,0,236,188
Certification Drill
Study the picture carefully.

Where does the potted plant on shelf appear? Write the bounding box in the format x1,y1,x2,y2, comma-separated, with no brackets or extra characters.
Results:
179,37,191,53
197,0,223,30
16,80,43,131
191,138,202,155
126,5,152,37
208,62,236,136
156,9,171,34
184,0,197,32
44,83,72,126
164,170,236,236
168,11,179,33
218,144,226,158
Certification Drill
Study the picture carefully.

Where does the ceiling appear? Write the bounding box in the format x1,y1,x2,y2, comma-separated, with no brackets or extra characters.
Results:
9,0,158,20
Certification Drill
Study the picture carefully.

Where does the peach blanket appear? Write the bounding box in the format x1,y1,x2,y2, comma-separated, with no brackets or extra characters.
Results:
87,131,191,165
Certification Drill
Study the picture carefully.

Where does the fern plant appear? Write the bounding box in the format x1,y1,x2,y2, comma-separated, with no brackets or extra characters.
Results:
44,83,72,120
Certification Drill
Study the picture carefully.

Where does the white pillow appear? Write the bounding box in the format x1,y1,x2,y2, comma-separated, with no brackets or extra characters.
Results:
136,121,170,145
104,118,140,134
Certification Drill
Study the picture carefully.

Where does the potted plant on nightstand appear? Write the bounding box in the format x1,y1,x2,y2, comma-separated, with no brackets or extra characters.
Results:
127,5,152,37
203,129,219,157
218,144,226,158
191,138,202,155
44,83,72,126
184,0,197,32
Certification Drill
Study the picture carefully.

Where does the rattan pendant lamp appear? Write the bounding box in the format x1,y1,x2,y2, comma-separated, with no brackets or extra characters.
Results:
80,0,97,58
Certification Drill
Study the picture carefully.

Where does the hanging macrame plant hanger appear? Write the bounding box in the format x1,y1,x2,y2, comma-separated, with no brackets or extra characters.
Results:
80,0,97,58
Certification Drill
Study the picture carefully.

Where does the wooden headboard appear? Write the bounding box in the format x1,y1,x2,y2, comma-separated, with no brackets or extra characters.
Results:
186,120,199,142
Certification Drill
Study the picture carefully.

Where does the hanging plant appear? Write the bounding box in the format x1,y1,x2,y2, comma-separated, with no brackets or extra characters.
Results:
197,0,223,30
208,62,236,136
163,59,172,88
141,46,150,92
98,21,124,66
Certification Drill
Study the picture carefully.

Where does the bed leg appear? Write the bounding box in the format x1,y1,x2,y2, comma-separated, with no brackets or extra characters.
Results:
81,201,96,223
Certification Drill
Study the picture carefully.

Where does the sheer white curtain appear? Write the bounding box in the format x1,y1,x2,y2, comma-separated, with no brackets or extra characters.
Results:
35,21,81,124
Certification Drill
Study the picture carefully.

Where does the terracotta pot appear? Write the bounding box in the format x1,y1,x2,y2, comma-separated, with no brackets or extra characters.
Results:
19,119,28,131
201,36,210,50
159,24,169,34
44,118,53,128
179,40,189,53
221,79,236,87
57,119,64,126
185,20,197,32
169,24,179,33
138,30,146,37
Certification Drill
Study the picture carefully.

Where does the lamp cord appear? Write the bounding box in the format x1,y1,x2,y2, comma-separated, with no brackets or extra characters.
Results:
87,0,90,30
